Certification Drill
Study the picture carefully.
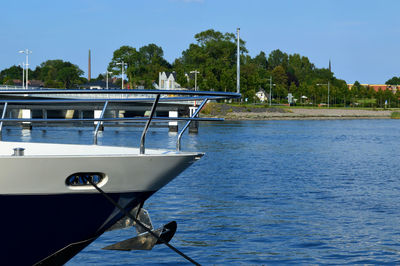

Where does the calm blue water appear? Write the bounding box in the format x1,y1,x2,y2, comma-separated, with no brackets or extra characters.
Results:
5,120,400,265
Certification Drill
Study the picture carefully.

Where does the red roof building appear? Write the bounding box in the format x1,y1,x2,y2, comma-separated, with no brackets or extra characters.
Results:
347,84,398,93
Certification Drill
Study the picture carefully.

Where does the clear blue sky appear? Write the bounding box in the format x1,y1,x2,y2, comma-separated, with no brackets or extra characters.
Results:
1,0,399,84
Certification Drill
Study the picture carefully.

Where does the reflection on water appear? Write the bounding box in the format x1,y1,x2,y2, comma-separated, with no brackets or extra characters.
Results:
21,129,32,142
4,120,400,265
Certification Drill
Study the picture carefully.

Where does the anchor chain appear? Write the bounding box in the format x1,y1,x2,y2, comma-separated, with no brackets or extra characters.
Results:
82,176,201,266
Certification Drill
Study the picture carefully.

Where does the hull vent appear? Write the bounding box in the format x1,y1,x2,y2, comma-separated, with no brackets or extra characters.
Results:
65,173,105,187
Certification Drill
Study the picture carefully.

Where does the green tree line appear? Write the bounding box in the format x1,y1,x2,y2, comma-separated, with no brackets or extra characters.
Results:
0,60,85,88
1,29,399,108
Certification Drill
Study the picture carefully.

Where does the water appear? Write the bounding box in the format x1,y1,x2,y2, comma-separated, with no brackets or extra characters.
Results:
5,120,400,264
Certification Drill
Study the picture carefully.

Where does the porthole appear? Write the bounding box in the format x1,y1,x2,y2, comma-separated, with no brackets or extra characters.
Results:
66,172,105,187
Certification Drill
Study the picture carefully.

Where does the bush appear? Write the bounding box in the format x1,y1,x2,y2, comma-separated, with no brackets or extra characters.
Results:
391,111,400,119
201,103,215,115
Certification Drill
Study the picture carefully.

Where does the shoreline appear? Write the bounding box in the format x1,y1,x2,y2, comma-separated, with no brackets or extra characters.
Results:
223,116,391,121
201,104,394,121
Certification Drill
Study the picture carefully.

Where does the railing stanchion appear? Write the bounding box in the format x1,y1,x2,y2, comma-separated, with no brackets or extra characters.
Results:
0,102,8,141
176,98,208,151
94,101,108,145
140,94,160,155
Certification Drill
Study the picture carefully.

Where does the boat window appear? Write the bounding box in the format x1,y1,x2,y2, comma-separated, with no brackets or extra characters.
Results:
65,173,105,186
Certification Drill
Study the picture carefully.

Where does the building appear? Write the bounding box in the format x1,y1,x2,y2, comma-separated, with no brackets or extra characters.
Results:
12,79,44,87
255,89,267,102
347,84,398,93
79,80,120,90
157,72,182,90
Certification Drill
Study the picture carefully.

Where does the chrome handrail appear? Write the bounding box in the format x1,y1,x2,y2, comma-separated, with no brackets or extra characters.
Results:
0,102,7,140
176,98,208,151
0,117,221,123
0,89,241,153
93,101,108,145
0,89,241,98
140,94,160,154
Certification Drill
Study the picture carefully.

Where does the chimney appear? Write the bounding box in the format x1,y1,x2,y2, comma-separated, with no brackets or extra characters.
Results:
88,49,91,81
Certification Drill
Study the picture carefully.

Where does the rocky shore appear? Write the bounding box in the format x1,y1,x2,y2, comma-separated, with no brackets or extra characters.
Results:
201,103,393,120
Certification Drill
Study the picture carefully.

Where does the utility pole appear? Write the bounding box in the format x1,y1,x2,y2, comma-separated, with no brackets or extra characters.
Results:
190,70,200,91
316,81,330,108
19,49,32,89
266,76,275,107
328,81,330,108
269,77,272,107
236,28,240,95
116,61,127,89
19,62,25,89
105,71,112,89
88,49,91,81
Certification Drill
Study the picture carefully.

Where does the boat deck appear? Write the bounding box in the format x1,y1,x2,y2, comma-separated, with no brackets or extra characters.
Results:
0,141,191,157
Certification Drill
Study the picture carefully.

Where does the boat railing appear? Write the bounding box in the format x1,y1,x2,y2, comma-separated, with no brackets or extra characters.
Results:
0,89,240,154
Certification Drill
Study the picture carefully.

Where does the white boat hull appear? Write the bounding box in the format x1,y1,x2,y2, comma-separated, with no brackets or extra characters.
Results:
0,141,202,264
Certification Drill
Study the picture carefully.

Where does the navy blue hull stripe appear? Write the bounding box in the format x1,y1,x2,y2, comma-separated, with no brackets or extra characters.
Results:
0,191,154,265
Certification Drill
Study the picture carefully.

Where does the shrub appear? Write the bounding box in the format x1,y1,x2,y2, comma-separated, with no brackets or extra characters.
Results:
391,111,400,119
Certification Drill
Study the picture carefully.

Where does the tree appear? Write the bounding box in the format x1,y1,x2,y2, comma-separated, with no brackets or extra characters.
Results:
267,49,288,71
271,65,287,86
287,53,314,84
386,76,400,85
57,66,81,88
0,65,23,84
174,29,247,92
241,56,260,98
253,51,268,70
109,44,171,89
29,60,83,88
136,44,171,88
139,44,169,66
108,46,139,88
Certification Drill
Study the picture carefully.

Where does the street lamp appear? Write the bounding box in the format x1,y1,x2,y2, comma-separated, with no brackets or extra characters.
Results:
19,62,25,89
116,61,127,89
18,49,32,89
316,81,330,107
236,28,240,94
266,76,276,107
104,71,112,90
190,70,200,91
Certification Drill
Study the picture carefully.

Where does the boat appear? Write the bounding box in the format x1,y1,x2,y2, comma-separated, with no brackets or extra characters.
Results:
0,89,240,265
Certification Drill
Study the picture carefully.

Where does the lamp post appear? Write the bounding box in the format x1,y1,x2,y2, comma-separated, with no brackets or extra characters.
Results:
190,70,200,91
266,76,276,107
104,71,112,90
19,62,25,89
316,81,330,107
236,28,240,94
116,61,127,89
19,49,32,89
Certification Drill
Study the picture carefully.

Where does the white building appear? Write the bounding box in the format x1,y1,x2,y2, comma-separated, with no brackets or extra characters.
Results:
256,89,267,102
157,72,182,90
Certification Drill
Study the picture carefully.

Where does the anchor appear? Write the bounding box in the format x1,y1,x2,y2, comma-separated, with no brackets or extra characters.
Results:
103,207,177,251
83,176,199,265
